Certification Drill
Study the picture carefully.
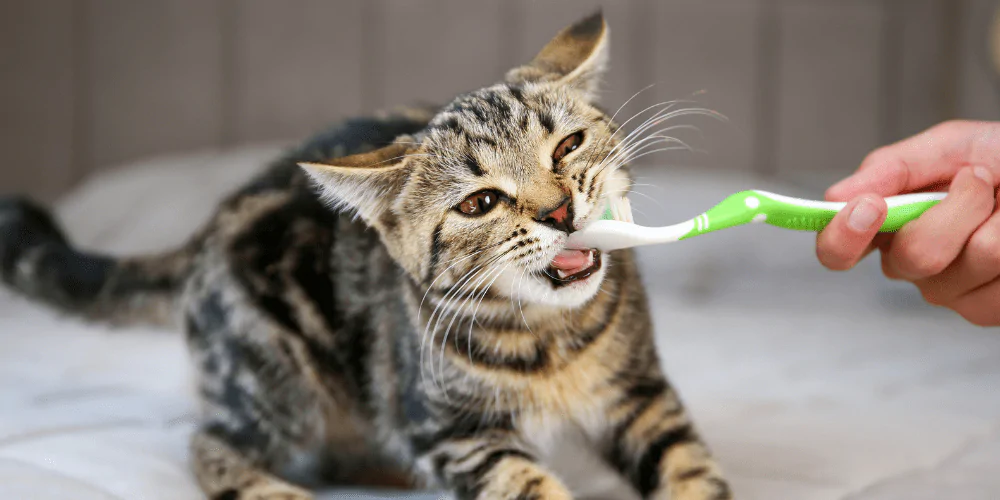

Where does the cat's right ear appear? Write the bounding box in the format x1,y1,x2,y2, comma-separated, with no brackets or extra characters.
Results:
298,139,417,224
505,10,609,101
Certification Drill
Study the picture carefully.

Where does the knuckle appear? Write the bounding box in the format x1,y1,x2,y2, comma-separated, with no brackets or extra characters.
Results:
967,186,997,212
919,286,949,307
977,200,996,219
937,120,966,131
880,252,903,280
896,244,950,278
817,245,854,271
933,120,972,137
960,309,999,328
860,146,909,186
968,226,1000,271
861,146,895,168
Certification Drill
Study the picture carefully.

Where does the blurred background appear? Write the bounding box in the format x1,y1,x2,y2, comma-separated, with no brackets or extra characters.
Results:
3,0,1000,200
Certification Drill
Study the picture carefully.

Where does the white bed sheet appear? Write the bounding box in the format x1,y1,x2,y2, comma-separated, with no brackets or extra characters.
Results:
1,145,998,500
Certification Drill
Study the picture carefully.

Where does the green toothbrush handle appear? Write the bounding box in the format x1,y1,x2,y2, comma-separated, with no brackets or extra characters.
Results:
682,190,947,240
760,192,947,232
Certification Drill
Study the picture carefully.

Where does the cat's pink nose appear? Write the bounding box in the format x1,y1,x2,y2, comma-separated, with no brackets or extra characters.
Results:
536,197,574,233
548,201,569,224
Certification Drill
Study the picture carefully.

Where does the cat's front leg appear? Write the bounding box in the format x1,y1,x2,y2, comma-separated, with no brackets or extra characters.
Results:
414,433,573,500
607,378,732,500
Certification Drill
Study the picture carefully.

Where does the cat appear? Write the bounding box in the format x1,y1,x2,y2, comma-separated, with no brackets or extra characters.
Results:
0,11,731,500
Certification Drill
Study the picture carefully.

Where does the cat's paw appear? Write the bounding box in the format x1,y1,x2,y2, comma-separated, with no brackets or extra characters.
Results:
0,197,66,281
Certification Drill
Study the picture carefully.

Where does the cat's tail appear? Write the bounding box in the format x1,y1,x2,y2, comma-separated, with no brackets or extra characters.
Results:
0,197,195,328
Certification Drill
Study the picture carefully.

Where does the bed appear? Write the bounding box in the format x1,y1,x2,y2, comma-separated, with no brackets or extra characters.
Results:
1,145,998,500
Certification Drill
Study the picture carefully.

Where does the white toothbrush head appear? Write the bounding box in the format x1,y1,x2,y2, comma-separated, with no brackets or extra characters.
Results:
568,196,695,252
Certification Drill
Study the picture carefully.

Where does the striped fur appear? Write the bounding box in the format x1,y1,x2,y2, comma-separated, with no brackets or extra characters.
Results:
0,11,730,500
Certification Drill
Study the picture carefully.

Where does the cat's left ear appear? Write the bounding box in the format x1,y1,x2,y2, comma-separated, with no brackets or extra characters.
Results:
505,10,608,101
299,139,417,225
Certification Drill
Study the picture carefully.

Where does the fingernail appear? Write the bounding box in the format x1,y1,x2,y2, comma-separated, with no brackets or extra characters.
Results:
848,199,880,232
974,166,993,185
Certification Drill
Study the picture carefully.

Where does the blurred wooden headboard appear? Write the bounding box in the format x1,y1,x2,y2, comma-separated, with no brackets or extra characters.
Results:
991,3,1000,75
0,0,993,201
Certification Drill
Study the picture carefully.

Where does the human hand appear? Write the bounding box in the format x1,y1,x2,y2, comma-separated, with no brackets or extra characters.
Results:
816,121,1000,326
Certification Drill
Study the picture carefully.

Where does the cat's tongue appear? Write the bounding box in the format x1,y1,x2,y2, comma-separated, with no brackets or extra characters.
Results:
551,249,594,275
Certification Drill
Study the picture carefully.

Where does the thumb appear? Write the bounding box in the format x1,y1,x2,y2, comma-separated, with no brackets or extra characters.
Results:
816,194,887,271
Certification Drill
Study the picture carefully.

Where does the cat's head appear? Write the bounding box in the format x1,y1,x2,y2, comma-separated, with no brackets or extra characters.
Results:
302,11,630,310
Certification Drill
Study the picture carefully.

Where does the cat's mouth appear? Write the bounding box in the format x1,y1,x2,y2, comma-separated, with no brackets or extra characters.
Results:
540,249,602,287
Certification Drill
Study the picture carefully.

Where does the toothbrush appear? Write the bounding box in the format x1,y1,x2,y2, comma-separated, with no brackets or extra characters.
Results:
567,190,948,252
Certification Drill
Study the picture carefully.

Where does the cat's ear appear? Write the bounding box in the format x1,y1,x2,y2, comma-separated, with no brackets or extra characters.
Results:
299,139,417,224
505,10,609,101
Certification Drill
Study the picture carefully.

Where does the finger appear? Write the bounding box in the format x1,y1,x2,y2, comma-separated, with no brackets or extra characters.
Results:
950,279,1000,327
827,121,997,201
882,167,996,281
816,195,887,270
918,189,1000,304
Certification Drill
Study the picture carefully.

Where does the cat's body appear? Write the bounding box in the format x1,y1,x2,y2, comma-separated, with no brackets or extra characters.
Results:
0,13,731,500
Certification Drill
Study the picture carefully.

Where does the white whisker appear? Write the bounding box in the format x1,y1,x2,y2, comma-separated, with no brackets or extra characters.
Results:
421,258,496,392
583,98,686,174
466,261,512,363
598,132,694,173
593,108,716,177
436,256,505,390
516,267,535,337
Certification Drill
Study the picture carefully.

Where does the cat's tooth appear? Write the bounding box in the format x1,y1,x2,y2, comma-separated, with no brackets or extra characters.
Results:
556,269,570,279
585,250,595,266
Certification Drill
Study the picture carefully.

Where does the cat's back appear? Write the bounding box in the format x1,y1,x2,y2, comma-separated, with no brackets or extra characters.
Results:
228,107,438,209
181,108,434,391
206,106,436,273
192,107,435,283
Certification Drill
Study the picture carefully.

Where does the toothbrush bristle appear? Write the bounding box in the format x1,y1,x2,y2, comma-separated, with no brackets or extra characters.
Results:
602,197,634,223
621,197,634,223
602,205,614,221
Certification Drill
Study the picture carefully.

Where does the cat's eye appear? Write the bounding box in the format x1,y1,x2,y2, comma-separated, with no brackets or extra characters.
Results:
456,190,500,216
552,131,584,163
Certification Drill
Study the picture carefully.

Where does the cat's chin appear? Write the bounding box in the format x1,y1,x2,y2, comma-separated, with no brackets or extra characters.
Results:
495,254,607,310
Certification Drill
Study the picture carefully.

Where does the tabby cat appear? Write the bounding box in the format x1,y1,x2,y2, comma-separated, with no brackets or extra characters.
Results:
0,12,731,500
